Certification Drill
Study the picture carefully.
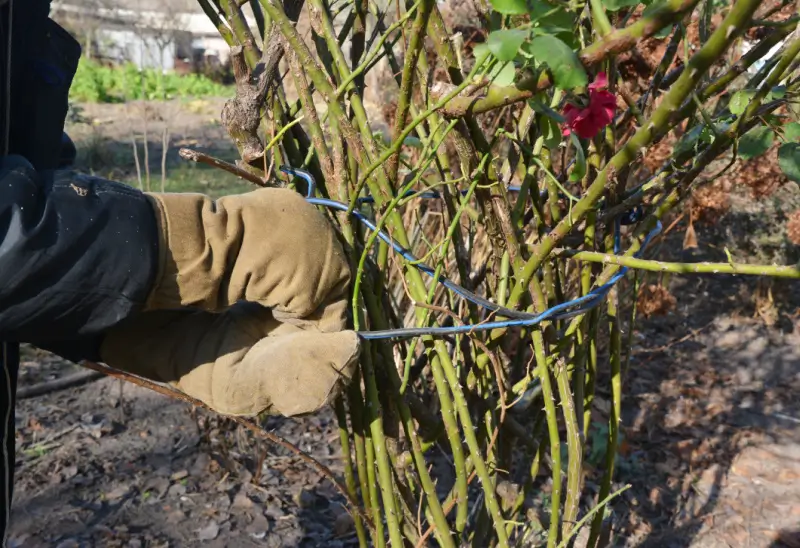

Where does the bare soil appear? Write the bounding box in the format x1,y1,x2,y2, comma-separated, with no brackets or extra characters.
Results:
7,100,800,547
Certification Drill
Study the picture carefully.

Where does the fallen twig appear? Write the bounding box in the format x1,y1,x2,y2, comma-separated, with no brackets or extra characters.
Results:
632,322,714,355
79,360,374,531
17,370,105,400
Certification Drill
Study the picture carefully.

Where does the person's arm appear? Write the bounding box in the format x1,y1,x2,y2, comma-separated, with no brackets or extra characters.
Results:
0,156,159,344
0,154,360,418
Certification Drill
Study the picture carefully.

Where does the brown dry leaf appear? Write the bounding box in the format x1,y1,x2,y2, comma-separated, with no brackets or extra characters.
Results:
655,455,682,477
643,136,676,174
748,0,798,40
637,284,677,318
683,222,698,250
719,143,789,198
648,487,664,506
196,521,220,541
786,209,800,245
692,182,731,224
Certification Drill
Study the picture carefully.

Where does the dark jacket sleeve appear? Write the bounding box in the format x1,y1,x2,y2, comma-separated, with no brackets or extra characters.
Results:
0,155,160,356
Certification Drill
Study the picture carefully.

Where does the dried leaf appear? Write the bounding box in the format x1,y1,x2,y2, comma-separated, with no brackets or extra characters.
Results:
197,521,220,541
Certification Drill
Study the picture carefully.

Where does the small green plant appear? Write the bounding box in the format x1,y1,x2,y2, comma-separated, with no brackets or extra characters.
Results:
69,58,233,103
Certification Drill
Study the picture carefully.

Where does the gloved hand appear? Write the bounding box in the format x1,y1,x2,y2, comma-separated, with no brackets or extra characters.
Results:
141,188,351,331
100,186,361,417
0,153,360,418
99,302,360,417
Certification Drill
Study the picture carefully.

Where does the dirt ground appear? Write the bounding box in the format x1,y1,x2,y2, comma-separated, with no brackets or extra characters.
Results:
7,100,800,547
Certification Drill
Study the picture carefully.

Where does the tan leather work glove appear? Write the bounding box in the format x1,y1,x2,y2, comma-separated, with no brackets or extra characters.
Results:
99,187,360,417
99,303,360,417
143,186,351,331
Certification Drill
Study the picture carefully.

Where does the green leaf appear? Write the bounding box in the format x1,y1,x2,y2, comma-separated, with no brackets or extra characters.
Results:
768,85,786,100
529,0,575,27
730,90,755,115
699,126,716,145
602,0,641,10
569,133,586,182
403,136,424,149
738,126,774,160
490,0,529,14
473,43,490,63
783,122,800,143
491,62,517,86
529,99,565,123
528,1,579,47
778,143,800,183
475,41,518,84
675,124,707,155
539,115,562,150
654,27,672,39
488,30,529,62
528,35,587,90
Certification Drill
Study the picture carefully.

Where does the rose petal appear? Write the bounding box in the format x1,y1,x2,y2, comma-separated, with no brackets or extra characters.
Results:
590,89,617,107
590,102,615,127
572,114,601,139
562,104,588,136
589,72,608,91
590,90,617,126
563,103,583,122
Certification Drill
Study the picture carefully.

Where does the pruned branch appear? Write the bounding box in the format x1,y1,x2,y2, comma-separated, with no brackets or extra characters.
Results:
178,147,270,186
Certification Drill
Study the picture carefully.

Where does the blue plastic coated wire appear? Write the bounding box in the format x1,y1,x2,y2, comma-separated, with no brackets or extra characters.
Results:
279,166,662,341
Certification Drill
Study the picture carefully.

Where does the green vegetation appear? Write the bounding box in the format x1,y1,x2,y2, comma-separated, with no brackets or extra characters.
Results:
119,162,253,198
69,58,232,103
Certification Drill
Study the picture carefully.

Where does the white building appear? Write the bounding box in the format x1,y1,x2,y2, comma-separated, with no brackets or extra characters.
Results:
50,0,257,71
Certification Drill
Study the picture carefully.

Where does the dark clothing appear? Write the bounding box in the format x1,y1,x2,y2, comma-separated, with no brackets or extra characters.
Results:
0,157,160,543
0,1,155,541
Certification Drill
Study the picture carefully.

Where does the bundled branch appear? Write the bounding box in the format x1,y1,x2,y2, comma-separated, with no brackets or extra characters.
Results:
146,0,800,546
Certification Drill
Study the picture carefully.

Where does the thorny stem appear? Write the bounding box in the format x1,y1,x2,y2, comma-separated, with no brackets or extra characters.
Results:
504,0,764,314
555,355,583,542
334,398,369,547
286,47,334,182
552,250,800,278
534,334,562,548
220,0,261,66
193,0,795,545
439,0,701,117
360,344,405,547
178,148,268,186
386,0,434,183
197,0,235,44
587,241,623,548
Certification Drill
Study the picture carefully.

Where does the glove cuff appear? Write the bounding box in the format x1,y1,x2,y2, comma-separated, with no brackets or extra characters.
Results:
142,188,351,330
142,192,181,310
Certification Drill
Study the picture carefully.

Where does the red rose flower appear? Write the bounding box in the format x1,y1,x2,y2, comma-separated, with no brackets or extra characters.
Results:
561,72,617,139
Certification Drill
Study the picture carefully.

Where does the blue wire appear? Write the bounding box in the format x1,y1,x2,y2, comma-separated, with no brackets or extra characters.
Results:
280,166,661,341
